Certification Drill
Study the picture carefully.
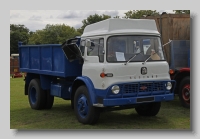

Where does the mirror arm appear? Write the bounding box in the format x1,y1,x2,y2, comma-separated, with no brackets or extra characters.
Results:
163,39,172,47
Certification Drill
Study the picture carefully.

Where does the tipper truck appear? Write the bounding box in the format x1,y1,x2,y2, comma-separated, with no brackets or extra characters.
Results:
18,18,176,124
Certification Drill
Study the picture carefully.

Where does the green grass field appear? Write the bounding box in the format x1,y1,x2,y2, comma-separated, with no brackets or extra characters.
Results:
10,77,190,129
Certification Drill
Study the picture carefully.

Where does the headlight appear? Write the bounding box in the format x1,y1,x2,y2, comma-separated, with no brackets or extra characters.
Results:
166,82,172,90
111,85,120,94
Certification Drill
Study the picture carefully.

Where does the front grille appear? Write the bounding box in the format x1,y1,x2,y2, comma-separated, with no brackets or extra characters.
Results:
122,82,165,94
106,80,175,99
153,82,164,91
123,84,138,93
139,82,153,92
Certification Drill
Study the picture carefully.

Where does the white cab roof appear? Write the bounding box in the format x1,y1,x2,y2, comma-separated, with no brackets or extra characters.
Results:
82,18,160,37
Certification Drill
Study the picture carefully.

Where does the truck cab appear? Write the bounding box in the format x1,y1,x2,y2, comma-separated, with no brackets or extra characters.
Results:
62,19,175,123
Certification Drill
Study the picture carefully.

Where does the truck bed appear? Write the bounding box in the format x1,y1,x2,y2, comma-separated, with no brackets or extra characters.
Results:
18,44,82,77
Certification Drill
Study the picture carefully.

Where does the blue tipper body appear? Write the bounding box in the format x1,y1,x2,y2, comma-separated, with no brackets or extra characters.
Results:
18,44,82,77
18,37,83,100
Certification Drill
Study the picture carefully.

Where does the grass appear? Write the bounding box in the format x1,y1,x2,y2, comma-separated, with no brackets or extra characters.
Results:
10,77,190,129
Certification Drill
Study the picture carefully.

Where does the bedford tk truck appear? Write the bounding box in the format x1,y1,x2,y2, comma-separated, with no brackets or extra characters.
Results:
19,18,176,124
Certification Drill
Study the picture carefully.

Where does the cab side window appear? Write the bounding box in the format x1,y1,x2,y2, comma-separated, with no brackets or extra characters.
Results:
87,38,104,62
99,39,104,62
87,39,99,56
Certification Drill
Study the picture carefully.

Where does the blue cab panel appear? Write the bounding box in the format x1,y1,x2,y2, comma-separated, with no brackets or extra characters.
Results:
18,44,83,77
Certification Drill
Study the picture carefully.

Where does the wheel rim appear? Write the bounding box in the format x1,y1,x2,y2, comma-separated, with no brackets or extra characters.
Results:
77,94,89,118
30,86,37,104
182,84,190,104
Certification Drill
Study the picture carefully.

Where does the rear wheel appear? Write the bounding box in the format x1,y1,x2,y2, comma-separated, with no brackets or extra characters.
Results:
135,102,161,116
44,90,54,109
28,79,46,110
179,76,190,108
74,85,100,124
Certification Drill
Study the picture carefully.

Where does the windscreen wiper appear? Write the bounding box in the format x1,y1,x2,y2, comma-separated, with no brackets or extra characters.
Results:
124,51,143,65
142,50,158,65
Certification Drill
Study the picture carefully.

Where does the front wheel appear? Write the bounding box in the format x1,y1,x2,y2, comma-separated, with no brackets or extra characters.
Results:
74,85,100,124
179,76,190,108
135,102,161,116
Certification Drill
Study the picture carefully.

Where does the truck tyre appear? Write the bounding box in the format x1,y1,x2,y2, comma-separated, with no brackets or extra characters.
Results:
44,90,54,109
71,99,74,109
135,102,161,116
74,85,100,124
179,76,190,108
28,79,46,110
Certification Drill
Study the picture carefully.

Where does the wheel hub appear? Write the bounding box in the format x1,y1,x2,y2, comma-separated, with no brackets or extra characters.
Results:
77,95,88,118
182,84,190,103
30,87,37,104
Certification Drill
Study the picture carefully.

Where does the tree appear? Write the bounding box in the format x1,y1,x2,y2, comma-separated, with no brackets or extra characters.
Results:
173,10,190,14
28,24,81,44
123,10,159,19
77,13,111,34
113,15,120,18
10,24,30,55
28,30,46,45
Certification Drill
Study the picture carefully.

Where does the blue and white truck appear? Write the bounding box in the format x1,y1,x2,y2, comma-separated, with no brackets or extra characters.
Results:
18,19,176,124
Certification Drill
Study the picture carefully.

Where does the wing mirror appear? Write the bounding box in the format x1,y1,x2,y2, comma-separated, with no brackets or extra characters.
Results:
81,39,92,47
86,39,92,47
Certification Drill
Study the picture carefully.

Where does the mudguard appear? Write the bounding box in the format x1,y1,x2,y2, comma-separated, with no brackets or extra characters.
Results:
73,76,97,104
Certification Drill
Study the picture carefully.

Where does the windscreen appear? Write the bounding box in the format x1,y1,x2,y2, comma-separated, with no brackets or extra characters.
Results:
107,36,165,62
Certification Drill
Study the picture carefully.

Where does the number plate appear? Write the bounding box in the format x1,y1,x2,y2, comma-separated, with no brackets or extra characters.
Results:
137,97,154,103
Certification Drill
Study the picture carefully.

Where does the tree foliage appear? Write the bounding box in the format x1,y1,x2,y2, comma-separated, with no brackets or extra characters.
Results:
28,30,46,45
77,13,111,34
123,10,160,19
10,24,30,55
173,10,190,14
28,24,81,44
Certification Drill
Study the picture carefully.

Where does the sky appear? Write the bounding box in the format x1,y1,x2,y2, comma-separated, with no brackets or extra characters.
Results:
10,10,175,32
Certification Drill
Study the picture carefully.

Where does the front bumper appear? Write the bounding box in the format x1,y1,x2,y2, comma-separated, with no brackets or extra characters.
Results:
103,94,173,106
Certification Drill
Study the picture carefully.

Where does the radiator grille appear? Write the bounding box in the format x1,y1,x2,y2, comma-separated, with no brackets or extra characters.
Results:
123,82,165,94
